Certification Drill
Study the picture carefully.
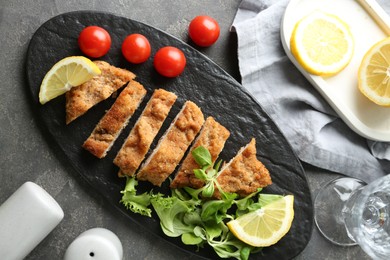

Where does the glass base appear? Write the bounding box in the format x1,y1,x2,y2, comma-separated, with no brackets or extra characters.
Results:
314,177,367,246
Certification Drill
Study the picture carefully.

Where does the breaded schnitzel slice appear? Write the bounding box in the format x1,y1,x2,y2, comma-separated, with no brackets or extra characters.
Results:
66,60,136,124
137,101,205,186
215,138,272,198
82,80,146,158
114,89,177,177
170,116,230,189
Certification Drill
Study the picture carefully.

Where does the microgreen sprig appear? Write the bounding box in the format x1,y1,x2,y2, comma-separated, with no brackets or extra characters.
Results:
191,146,225,198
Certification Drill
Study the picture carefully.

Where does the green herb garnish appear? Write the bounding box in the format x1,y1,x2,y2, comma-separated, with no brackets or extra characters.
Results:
120,176,152,217
120,146,277,260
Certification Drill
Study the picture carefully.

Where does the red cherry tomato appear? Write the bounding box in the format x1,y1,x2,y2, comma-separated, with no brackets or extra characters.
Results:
153,46,186,77
122,34,151,64
189,16,220,47
78,26,111,58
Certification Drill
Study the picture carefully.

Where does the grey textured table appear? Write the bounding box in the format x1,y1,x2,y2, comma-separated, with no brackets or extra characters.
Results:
0,0,370,259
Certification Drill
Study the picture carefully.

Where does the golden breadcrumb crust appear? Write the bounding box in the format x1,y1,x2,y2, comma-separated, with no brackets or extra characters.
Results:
170,116,230,189
82,80,146,158
137,101,205,186
66,60,135,124
114,89,177,176
215,138,272,198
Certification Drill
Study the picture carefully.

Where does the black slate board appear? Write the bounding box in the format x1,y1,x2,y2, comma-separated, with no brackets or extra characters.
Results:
25,11,313,260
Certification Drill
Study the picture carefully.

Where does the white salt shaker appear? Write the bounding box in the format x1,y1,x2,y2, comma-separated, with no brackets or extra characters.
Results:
0,181,64,260
64,228,123,260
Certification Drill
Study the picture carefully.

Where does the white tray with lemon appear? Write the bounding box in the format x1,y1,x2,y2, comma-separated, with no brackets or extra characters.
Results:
281,0,390,142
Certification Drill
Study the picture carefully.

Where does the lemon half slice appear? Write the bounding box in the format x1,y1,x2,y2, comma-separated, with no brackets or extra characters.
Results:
227,195,294,247
358,37,390,106
39,56,101,104
290,11,354,76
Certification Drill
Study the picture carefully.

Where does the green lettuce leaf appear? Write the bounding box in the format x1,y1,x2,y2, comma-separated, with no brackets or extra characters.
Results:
192,146,213,168
119,147,278,260
120,177,152,217
150,193,198,237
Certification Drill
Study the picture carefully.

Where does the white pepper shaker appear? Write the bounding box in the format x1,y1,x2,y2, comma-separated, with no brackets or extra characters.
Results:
0,181,64,260
64,228,123,260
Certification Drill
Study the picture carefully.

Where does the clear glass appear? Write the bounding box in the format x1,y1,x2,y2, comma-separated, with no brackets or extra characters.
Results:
314,175,390,259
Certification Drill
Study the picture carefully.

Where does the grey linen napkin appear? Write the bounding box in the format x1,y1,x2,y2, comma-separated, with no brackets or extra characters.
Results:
231,0,390,183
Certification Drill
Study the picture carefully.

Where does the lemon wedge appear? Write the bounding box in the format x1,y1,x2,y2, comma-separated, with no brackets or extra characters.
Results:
358,37,390,106
227,195,294,247
290,11,354,76
39,56,101,104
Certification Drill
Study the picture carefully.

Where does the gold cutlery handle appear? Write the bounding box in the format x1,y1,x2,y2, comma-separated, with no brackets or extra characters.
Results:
357,0,390,35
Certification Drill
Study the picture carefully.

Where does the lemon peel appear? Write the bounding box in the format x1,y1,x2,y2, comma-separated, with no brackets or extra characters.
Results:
290,11,354,76
39,56,101,104
227,195,294,247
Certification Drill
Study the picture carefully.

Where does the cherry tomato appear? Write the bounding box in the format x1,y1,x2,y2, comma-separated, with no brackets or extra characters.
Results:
78,26,111,58
153,46,186,77
122,34,151,64
189,15,220,47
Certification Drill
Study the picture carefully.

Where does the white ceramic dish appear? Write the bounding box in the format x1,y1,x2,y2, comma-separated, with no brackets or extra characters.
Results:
281,0,390,141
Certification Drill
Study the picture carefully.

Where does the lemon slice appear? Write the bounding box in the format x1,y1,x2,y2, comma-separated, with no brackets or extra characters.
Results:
290,11,354,76
358,37,390,106
39,56,101,104
227,195,294,247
